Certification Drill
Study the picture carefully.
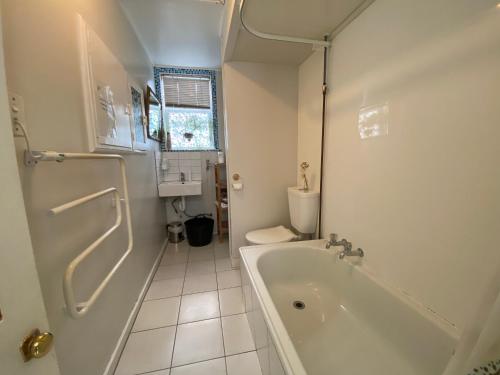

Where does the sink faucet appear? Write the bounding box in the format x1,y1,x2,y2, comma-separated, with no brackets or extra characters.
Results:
180,172,186,183
326,233,364,259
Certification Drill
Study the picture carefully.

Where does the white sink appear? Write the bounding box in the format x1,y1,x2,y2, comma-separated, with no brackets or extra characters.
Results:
158,181,202,197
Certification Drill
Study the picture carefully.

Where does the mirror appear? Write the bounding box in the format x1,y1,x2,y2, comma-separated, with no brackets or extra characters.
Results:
146,86,163,142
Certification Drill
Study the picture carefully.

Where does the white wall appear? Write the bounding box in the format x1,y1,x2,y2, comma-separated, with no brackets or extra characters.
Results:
297,50,323,191
223,62,298,259
2,1,166,374
318,0,500,330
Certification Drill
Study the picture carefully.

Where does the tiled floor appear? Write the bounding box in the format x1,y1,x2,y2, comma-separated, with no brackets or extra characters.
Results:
115,238,263,375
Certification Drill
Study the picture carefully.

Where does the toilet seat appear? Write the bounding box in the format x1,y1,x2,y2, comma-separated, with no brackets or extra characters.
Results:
245,225,296,245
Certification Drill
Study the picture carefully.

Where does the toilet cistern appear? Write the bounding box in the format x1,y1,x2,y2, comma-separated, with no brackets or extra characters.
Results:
245,187,320,245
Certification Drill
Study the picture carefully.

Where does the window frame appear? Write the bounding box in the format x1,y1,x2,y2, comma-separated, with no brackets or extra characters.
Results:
154,66,220,151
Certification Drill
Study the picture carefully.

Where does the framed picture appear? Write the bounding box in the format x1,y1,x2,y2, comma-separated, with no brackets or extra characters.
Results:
146,86,163,142
129,80,148,150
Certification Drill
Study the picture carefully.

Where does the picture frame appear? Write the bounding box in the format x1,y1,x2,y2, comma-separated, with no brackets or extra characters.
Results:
129,80,148,150
145,86,163,142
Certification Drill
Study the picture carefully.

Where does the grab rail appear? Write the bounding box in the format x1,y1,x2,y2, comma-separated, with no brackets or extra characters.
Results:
26,151,133,319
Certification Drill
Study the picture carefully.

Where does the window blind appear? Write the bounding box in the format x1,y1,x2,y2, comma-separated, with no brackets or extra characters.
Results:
162,75,211,109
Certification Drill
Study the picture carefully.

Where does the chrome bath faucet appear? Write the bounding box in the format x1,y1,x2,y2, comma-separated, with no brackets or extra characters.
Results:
326,233,364,259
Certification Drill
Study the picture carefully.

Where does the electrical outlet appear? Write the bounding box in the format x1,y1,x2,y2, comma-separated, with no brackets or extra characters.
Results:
8,92,26,137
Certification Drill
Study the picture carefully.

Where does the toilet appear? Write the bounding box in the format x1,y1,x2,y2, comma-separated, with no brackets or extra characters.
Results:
245,187,320,245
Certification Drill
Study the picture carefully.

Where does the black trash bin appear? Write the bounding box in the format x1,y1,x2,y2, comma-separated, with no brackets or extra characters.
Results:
185,216,214,247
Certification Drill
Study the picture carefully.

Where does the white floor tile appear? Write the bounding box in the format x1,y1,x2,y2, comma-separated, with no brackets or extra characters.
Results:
146,278,184,300
146,370,170,375
214,245,230,259
214,237,228,247
167,241,190,252
191,242,214,250
170,357,226,375
226,351,263,375
132,297,180,332
179,291,219,324
219,287,245,316
222,314,256,356
188,248,215,262
186,260,215,277
183,273,217,295
215,257,232,272
115,326,176,375
217,270,241,289
155,264,187,280
172,318,224,367
161,251,188,265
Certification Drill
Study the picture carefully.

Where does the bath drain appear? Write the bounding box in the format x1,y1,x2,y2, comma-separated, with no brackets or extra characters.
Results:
293,300,305,310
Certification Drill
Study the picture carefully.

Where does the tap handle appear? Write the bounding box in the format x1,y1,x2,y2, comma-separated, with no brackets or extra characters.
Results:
345,241,353,251
329,233,338,242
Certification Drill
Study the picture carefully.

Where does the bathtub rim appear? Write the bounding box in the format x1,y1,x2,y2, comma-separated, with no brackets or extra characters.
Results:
240,242,311,375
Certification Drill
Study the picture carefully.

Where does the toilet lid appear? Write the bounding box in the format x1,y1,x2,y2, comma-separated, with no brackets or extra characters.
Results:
245,225,296,245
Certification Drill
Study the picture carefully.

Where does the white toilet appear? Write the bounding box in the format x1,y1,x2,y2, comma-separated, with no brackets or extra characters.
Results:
245,187,320,245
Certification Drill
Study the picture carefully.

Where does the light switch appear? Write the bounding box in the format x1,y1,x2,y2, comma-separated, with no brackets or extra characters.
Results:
8,92,26,137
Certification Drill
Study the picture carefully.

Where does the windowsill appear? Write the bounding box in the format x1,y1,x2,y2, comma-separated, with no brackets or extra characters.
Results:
166,149,221,152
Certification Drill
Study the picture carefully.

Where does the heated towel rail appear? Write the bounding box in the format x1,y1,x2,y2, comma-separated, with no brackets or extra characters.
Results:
26,151,133,319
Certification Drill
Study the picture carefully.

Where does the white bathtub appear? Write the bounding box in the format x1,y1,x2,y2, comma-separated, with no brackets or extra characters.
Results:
240,240,459,375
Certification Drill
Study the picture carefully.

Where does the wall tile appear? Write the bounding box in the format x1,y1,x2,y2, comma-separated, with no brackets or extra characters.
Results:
165,152,179,160
166,173,180,182
168,160,179,168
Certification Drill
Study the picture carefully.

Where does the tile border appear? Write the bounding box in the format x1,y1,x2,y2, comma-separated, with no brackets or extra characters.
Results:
153,66,220,151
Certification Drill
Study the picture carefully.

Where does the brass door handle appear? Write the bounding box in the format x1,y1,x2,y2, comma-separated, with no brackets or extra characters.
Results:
20,329,54,362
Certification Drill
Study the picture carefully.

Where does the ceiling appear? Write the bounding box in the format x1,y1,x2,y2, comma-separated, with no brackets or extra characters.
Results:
120,0,373,68
243,0,367,40
230,0,371,65
231,32,313,66
121,0,224,68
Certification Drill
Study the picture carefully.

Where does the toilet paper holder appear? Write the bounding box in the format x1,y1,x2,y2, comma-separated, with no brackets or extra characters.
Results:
232,173,243,191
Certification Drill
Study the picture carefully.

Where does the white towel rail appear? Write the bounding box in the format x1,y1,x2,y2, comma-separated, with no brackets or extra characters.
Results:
26,150,133,319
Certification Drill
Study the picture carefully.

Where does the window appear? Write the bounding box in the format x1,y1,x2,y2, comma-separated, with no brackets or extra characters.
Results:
161,74,217,150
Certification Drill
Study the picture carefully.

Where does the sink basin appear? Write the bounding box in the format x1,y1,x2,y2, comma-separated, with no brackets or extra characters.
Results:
158,181,202,197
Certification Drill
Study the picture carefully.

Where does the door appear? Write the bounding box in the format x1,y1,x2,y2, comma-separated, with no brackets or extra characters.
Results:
222,62,298,261
0,9,61,374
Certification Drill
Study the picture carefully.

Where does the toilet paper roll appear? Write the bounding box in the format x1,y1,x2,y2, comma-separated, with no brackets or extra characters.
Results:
217,151,225,164
232,182,243,191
